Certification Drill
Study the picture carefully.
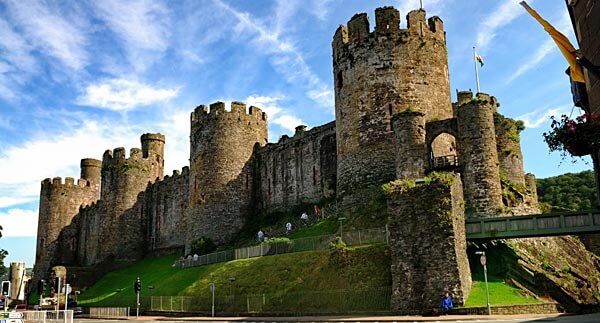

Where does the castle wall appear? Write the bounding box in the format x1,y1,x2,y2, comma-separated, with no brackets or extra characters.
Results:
144,167,189,253
387,174,471,313
456,92,503,217
187,102,267,245
255,122,337,212
34,175,99,282
333,7,453,210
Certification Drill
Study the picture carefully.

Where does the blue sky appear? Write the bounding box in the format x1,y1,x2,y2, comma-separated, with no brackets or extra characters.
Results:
0,0,593,268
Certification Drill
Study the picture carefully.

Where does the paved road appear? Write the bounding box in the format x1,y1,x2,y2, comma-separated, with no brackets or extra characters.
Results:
73,312,600,323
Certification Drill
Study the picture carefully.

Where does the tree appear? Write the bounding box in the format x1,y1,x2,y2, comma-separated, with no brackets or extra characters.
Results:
537,170,598,212
0,225,7,276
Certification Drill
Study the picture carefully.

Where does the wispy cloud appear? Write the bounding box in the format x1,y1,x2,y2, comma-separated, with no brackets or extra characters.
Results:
77,79,179,111
507,40,554,83
476,0,525,50
0,209,38,237
91,0,171,71
516,105,572,128
5,0,88,70
214,0,333,110
507,9,574,83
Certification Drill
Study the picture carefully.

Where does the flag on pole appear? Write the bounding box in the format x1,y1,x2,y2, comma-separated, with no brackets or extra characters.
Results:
475,52,484,67
520,1,585,83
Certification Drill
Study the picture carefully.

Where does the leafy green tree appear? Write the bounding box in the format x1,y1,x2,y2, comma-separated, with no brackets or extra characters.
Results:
537,170,598,212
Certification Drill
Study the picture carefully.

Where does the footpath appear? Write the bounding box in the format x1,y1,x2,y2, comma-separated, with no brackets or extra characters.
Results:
126,313,564,322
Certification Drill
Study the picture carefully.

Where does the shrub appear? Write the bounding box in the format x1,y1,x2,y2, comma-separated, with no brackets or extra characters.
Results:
190,236,217,255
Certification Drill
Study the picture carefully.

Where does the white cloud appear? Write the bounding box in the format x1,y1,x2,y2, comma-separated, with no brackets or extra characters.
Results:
77,79,179,111
476,0,526,50
517,105,572,128
0,209,38,237
245,95,284,119
92,0,170,71
5,0,88,70
272,115,305,134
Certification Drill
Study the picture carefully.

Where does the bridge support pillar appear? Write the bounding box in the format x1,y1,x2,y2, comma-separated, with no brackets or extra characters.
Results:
386,173,471,314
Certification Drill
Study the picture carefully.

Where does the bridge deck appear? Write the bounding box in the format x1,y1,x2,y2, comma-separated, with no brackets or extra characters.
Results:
465,210,600,239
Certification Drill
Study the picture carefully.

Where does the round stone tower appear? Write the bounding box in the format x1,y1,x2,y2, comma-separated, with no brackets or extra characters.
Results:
98,133,164,260
456,92,503,217
392,110,427,180
188,101,267,244
332,6,452,209
494,113,526,186
80,158,102,184
34,169,100,283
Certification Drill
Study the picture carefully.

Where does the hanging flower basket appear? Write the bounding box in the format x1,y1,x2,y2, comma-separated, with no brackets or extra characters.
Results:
543,113,600,158
564,137,592,156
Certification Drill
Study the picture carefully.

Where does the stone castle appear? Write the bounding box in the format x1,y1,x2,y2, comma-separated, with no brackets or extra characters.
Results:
35,6,543,309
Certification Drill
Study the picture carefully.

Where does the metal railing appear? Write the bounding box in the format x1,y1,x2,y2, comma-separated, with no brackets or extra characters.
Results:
429,154,459,170
149,287,392,314
466,209,600,239
177,226,389,269
89,307,130,319
21,310,73,323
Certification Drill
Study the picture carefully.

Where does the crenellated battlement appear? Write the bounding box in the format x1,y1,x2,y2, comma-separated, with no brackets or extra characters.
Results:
455,91,498,110
190,101,267,125
41,176,95,189
332,6,445,57
102,147,153,165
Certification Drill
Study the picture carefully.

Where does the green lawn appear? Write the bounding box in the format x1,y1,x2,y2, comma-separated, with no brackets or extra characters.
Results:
464,273,541,307
78,244,391,309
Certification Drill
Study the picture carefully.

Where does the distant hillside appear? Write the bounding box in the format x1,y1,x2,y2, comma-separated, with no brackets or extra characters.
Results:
537,170,598,211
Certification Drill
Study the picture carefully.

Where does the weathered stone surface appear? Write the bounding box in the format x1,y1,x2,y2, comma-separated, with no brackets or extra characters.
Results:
33,172,100,284
392,111,426,180
255,122,336,212
494,113,525,186
387,174,471,314
333,7,452,210
456,92,502,217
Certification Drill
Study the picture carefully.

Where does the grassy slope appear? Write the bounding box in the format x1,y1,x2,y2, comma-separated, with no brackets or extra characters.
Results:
79,244,391,306
465,273,541,307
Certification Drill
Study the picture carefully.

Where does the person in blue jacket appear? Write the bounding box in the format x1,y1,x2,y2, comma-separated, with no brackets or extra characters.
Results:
440,292,453,314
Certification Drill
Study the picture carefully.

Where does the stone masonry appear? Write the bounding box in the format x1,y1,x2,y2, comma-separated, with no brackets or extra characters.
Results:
332,7,453,210
387,174,471,314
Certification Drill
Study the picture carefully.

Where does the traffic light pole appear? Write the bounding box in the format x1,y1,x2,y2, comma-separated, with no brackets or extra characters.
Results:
136,292,140,318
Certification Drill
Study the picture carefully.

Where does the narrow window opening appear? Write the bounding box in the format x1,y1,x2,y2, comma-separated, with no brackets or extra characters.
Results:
336,71,343,89
312,166,317,186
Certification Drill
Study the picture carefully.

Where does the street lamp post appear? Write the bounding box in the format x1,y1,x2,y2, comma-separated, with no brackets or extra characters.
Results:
209,283,216,317
475,251,491,315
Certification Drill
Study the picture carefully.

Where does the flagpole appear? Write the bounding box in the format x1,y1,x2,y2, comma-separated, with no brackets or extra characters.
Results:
473,46,481,93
